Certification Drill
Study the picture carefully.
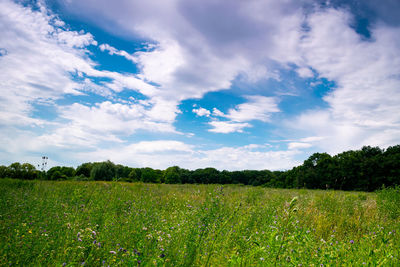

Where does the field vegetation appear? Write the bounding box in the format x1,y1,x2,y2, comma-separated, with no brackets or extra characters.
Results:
1,179,399,266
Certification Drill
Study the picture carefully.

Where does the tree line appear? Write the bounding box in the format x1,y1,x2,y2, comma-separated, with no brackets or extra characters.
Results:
1,145,399,191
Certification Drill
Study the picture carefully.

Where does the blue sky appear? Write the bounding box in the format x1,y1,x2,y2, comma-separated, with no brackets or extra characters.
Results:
1,0,400,170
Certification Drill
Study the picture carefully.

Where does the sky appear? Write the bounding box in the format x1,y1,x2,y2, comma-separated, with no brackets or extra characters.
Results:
0,0,400,171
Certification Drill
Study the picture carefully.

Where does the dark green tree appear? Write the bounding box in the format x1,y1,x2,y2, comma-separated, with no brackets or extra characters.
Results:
76,163,93,178
128,168,141,182
140,168,162,183
8,162,22,179
90,161,116,181
164,166,182,184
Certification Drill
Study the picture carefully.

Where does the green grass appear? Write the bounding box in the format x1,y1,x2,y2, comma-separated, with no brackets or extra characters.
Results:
0,179,399,266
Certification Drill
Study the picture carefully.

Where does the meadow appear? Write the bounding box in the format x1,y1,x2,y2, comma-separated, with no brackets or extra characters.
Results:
0,179,399,266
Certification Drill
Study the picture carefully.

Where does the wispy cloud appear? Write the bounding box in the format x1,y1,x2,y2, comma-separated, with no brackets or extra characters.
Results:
195,96,280,133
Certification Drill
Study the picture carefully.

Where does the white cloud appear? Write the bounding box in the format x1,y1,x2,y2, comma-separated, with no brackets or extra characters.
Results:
299,136,326,143
296,67,314,78
78,140,301,170
46,100,179,148
0,0,181,151
208,120,251,134
192,107,211,117
0,0,94,125
99,43,136,63
194,146,301,171
288,142,312,150
292,8,400,153
207,95,280,133
225,95,280,122
56,30,98,48
59,0,305,102
212,108,225,117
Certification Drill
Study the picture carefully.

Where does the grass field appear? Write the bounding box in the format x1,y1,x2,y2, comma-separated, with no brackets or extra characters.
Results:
0,179,399,266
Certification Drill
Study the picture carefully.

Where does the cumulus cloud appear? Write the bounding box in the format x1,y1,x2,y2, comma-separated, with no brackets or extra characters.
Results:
192,107,211,117
206,95,280,133
224,96,280,122
292,8,400,153
0,0,179,152
0,0,94,126
59,0,305,101
44,100,179,148
296,67,314,78
0,0,161,129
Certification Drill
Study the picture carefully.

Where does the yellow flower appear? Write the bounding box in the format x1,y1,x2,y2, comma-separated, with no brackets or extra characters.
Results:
28,230,32,234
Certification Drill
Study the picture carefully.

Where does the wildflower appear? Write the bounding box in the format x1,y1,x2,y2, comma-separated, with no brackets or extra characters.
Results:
78,238,82,242
62,263,66,266
109,251,117,255
260,257,265,261
350,240,354,244
159,253,165,258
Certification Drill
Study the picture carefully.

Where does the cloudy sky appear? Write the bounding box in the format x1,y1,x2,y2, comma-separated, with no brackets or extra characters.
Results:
1,0,399,170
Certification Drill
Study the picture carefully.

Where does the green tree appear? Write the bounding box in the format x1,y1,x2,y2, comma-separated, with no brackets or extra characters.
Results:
0,165,8,178
8,162,23,178
382,145,400,187
140,168,162,183
90,161,116,181
164,166,182,184
128,168,141,182
115,164,132,180
21,163,38,180
76,163,93,178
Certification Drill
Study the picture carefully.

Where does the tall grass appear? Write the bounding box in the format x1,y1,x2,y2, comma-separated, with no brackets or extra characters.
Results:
0,179,399,266
377,185,400,220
